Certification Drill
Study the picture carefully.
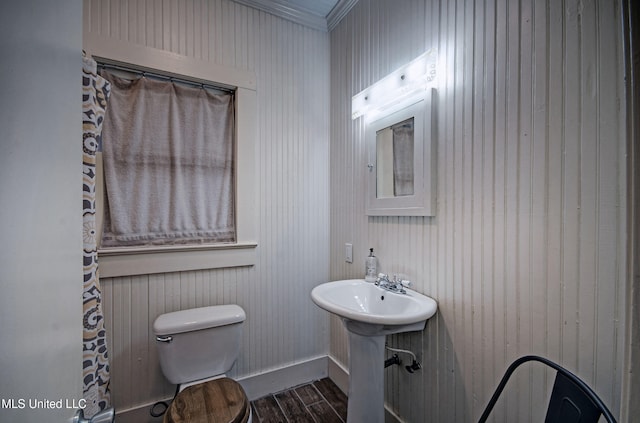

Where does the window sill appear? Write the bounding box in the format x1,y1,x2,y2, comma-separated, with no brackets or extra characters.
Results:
98,242,257,278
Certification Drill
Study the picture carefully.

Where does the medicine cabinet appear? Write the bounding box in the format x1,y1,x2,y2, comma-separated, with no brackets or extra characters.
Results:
366,88,436,216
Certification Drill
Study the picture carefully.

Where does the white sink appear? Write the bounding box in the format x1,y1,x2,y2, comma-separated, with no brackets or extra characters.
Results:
311,279,437,336
311,278,437,423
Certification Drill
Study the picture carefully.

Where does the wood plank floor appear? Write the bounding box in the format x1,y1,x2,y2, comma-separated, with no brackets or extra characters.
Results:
250,378,348,423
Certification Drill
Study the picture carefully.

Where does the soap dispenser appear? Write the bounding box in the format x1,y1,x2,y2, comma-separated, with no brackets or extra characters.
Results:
365,248,378,282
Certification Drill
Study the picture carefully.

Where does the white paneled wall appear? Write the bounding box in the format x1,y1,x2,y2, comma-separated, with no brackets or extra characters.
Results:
84,0,330,413
330,0,626,422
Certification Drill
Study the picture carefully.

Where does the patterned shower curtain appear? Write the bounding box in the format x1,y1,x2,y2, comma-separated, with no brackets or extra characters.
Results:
82,56,112,418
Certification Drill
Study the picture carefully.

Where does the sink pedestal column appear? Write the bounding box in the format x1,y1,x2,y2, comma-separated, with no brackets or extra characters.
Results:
346,330,385,423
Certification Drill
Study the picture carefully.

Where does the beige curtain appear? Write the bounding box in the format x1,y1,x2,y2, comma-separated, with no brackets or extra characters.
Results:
82,56,112,418
99,71,235,247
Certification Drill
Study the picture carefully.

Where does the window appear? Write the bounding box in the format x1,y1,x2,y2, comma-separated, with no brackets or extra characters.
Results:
86,35,257,277
100,70,236,247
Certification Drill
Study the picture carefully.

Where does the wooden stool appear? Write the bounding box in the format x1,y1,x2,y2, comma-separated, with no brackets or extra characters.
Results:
164,378,250,423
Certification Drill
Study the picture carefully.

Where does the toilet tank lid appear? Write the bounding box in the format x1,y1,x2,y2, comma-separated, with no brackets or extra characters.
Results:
153,305,246,336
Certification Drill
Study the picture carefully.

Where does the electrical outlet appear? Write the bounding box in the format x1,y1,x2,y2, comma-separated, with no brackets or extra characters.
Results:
345,243,353,263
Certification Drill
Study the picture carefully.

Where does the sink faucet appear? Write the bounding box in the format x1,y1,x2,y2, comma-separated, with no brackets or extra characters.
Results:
376,273,412,294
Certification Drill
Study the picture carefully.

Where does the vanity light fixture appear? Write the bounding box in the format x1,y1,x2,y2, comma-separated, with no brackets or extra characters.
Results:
351,49,437,121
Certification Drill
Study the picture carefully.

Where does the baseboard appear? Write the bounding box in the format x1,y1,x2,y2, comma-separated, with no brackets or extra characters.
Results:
237,355,328,400
384,403,406,423
327,354,349,394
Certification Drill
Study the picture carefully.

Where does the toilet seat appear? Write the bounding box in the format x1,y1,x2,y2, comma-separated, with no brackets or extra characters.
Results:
164,378,251,423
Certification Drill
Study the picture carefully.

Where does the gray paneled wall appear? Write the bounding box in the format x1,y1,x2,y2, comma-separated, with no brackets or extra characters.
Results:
84,0,330,413
330,0,626,421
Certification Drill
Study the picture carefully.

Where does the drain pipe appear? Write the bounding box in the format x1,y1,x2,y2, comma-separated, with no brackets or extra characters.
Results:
385,345,422,373
384,353,401,368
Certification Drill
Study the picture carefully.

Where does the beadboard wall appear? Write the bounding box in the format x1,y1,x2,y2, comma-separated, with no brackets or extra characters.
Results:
329,0,627,422
83,0,330,415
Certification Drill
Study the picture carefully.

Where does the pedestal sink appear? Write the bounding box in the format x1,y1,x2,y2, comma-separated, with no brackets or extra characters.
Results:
311,279,437,423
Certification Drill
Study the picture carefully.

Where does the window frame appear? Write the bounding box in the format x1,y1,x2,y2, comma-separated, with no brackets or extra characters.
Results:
85,34,258,277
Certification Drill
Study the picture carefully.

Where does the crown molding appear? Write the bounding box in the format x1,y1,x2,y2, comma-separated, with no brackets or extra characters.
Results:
231,0,327,31
230,0,358,32
327,0,359,31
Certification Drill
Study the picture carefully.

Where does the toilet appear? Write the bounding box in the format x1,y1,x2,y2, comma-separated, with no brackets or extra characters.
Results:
153,304,251,423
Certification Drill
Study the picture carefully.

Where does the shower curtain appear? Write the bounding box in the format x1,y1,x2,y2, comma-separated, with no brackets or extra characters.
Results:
82,56,111,418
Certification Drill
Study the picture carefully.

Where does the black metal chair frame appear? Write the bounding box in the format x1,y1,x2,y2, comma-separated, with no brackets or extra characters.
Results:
478,355,616,423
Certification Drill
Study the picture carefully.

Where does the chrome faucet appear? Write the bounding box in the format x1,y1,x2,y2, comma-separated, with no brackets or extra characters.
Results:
375,273,412,294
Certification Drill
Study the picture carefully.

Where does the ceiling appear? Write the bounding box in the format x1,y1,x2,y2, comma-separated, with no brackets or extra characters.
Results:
230,0,358,31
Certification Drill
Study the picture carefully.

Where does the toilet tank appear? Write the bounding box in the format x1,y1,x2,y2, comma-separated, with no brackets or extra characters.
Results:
153,304,246,385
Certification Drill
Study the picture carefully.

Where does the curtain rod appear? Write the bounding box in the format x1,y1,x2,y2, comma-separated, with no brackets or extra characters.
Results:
96,62,235,94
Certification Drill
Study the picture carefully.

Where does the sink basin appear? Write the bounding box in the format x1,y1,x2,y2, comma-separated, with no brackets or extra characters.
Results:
311,279,437,336
311,279,438,422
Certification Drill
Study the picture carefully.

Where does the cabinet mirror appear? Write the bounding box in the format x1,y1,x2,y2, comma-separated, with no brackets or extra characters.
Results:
366,89,436,216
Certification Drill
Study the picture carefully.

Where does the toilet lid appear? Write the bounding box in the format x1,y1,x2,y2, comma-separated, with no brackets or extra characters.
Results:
164,378,250,423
